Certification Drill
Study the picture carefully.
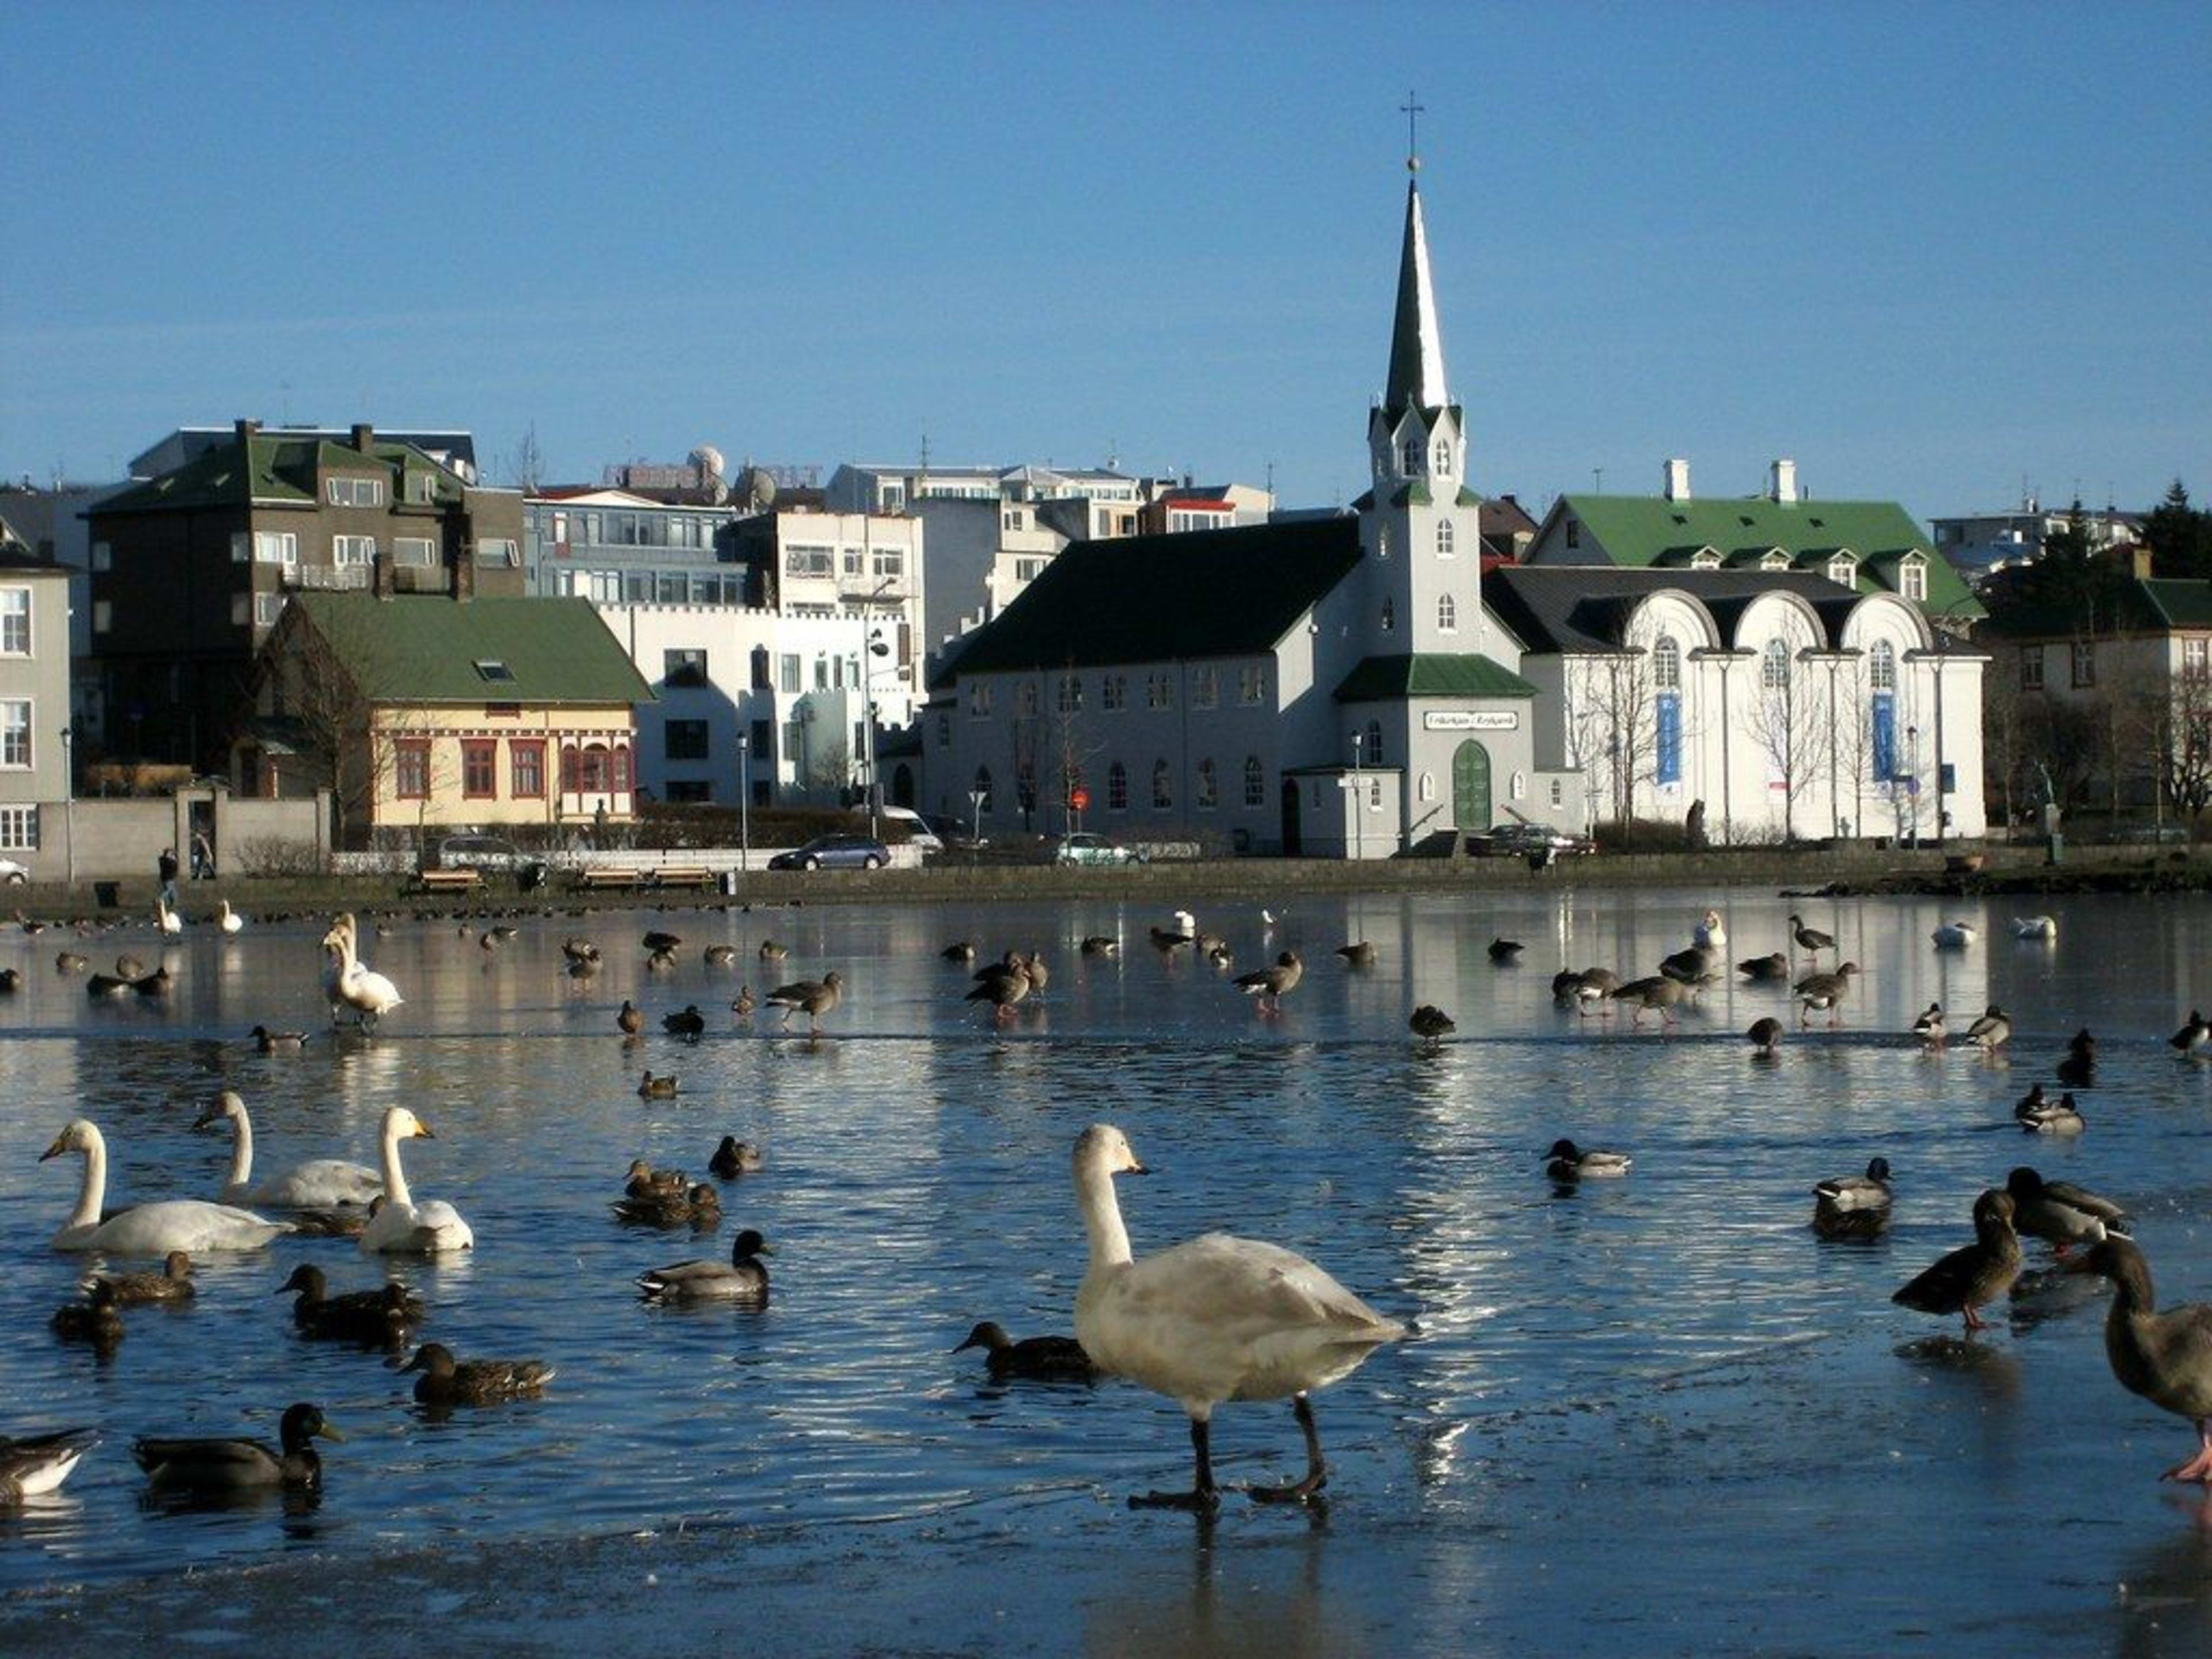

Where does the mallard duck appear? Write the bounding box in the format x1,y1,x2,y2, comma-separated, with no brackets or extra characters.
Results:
2017,1089,2085,1134
0,1427,99,1499
52,1278,126,1346
704,944,737,967
134,1403,340,1494
622,1158,686,1200
611,1179,721,1229
1487,937,1524,964
953,1320,1100,1383
730,984,755,1017
1546,1138,1632,1181
708,1136,763,1177
661,1004,706,1040
2066,1236,2212,1482
403,1342,554,1406
637,1227,773,1304
638,1070,679,1100
1892,1188,2022,1332
84,969,129,998
1931,919,1978,949
766,969,842,1035
1813,1157,1893,1219
131,965,173,998
1911,1002,1946,1047
1737,952,1790,982
358,1106,473,1255
643,930,683,954
2057,1029,2097,1086
1234,950,1303,1014
2005,1166,2128,1254
0,967,20,994
54,950,87,974
195,1090,381,1209
561,937,601,966
276,1264,422,1345
86,1249,196,1306
1611,975,1683,1026
41,1119,293,1253
1080,935,1120,957
1965,1005,2012,1052
755,938,785,961
645,947,678,973
1408,1005,1455,1047
1748,1016,1784,1056
1071,1123,1406,1509
1793,963,1858,1027
114,953,148,979
250,1024,308,1053
941,940,978,963
1787,912,1835,958
616,999,645,1036
2171,1010,2211,1059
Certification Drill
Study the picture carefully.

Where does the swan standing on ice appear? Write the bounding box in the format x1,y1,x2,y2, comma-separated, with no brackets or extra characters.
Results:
322,918,403,1030
193,1090,381,1209
40,1118,293,1254
359,1106,474,1255
156,896,183,936
217,899,245,935
1071,1123,1407,1509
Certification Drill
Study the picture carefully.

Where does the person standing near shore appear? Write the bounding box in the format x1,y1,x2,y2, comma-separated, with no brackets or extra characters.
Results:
157,847,179,907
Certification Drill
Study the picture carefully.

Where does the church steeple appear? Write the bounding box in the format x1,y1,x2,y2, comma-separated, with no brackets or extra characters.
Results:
1382,168,1449,420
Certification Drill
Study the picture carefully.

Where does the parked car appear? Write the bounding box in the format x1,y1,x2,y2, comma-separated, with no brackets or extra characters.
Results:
863,805,944,854
1052,832,1145,866
432,834,550,885
769,833,892,872
0,857,26,885
925,813,987,851
1469,822,1594,859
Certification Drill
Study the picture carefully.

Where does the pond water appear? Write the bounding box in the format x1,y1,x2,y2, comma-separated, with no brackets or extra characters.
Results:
3,884,2212,1648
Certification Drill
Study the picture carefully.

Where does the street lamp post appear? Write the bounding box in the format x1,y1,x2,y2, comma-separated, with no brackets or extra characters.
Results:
60,725,74,887
1349,729,1363,863
737,730,750,873
1907,724,1921,844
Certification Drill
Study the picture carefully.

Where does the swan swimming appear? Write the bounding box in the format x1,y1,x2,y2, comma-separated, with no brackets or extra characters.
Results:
358,1105,474,1255
41,1118,293,1254
194,1090,381,1209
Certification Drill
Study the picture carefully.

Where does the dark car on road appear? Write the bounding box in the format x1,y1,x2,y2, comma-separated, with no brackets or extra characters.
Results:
433,833,550,888
768,833,892,871
1468,822,1594,859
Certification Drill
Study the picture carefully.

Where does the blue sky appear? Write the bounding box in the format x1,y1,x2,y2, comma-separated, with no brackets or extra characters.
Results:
3,1,2206,529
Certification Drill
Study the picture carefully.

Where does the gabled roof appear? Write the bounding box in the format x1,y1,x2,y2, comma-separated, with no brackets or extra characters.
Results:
1333,653,1536,702
931,517,1362,685
1986,577,2212,639
1486,566,1868,656
95,433,468,516
281,594,651,705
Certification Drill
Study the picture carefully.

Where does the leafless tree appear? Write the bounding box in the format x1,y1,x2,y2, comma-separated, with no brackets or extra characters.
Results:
1564,650,1658,842
2156,666,2212,819
1745,643,1834,844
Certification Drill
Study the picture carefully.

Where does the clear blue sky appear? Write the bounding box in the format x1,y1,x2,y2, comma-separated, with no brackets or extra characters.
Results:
3,1,2206,530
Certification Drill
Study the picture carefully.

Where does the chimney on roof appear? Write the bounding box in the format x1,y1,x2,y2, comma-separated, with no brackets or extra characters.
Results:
1770,457,1798,505
1663,458,1691,502
352,423,375,454
2133,546,2154,581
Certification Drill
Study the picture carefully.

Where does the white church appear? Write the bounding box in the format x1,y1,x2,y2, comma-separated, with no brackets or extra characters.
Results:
919,158,1986,855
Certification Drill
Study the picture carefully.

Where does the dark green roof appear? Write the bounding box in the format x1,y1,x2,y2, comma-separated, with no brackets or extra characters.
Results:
933,517,1361,684
2146,579,2212,628
1555,493,1982,620
97,434,467,516
1333,653,1537,702
1988,577,2212,639
283,594,651,704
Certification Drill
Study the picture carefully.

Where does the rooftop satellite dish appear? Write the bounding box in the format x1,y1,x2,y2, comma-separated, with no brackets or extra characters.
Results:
738,464,777,512
689,444,725,480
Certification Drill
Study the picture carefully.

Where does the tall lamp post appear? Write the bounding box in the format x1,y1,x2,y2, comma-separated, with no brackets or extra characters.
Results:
59,725,74,887
1348,728,1363,863
862,627,891,841
737,729,750,873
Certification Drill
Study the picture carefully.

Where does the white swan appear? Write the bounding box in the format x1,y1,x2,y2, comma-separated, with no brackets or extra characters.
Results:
359,1105,473,1255
1931,920,1978,949
1071,1123,1407,1509
322,918,403,1029
194,1090,381,1209
40,1119,293,1254
156,896,183,935
2013,915,2059,942
217,899,244,935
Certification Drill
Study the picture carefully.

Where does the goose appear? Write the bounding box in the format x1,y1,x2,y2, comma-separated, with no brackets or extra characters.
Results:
1931,919,1977,949
1737,952,1790,983
358,1106,474,1255
1332,940,1376,969
321,919,402,1030
708,1135,762,1177
156,896,183,936
730,984,755,1018
1234,950,1303,1014
617,999,645,1036
1793,962,1858,1027
41,1119,293,1254
1408,1005,1456,1047
1546,1138,1632,1180
2065,1236,2212,1482
1964,1005,2013,1052
1071,1123,1405,1508
2005,1166,2129,1253
2018,1089,2085,1134
2058,1029,2097,1087
755,938,784,961
55,950,87,974
1487,937,1524,965
1658,944,1717,985
320,912,357,1022
1559,966,1620,1017
134,1402,340,1495
645,946,677,973
1911,1002,1946,1047
2013,914,2059,942
1080,934,1120,957
637,1226,773,1303
1787,912,1835,959
1611,975,1684,1026
194,1090,381,1210
1149,910,1198,950
560,937,601,967
2171,1010,2211,1059
766,969,843,1035
403,1342,555,1406
1692,908,1727,951
250,1024,308,1054
1748,1016,1784,1056
86,1249,196,1306
0,1427,99,1499
115,953,149,979
51,1278,127,1346
85,969,131,998
0,967,19,994
276,1264,422,1346
217,900,244,935
643,930,683,954
954,1320,1100,1384
661,1004,706,1040
638,1070,679,1100
1019,952,1050,997
1891,1188,2022,1332
966,957,1032,1020
703,944,737,967
131,965,173,998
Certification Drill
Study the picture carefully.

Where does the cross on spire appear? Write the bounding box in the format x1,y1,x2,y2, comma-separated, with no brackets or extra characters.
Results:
1402,90,1426,172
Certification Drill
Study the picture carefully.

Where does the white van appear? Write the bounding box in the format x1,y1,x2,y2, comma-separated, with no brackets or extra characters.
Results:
859,805,944,854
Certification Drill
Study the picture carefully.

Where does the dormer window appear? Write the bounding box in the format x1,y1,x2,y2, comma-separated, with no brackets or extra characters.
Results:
1760,550,1790,571
1402,438,1423,476
1827,553,1858,588
1899,555,1929,602
1691,548,1722,570
474,659,514,683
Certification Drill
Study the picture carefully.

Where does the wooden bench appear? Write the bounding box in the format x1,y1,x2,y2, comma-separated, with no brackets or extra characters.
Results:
411,868,485,895
649,866,716,890
573,866,645,892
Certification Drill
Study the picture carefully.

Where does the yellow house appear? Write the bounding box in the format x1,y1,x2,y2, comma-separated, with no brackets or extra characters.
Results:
245,593,652,846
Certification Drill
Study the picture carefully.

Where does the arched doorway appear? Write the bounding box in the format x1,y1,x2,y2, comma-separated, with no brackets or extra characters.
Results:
891,763,915,808
1452,740,1492,834
1280,778,1304,857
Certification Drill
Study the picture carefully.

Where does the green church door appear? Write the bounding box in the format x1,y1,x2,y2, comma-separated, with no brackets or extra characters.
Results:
1452,740,1492,832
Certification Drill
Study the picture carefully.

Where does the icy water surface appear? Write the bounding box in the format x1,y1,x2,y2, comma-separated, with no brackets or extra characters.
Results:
4,884,2212,1649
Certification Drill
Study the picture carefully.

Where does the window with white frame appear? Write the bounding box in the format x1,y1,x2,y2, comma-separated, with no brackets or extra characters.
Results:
1436,519,1455,558
1869,639,1896,692
785,544,833,578
1195,758,1217,810
479,539,520,566
1243,755,1264,807
1057,674,1082,714
1653,634,1681,690
1102,675,1126,712
1192,667,1217,709
1147,674,1173,711
1238,665,1265,704
1432,440,1452,477
0,589,27,655
253,531,298,567
394,536,437,567
1401,438,1422,476
1419,771,1435,802
1900,558,1928,602
2071,640,2096,688
1762,638,1790,690
0,805,35,849
92,541,111,571
1152,759,1173,809
1438,593,1457,632
1363,719,1383,765
1827,553,1858,588
93,601,111,634
254,592,284,627
0,700,29,767
325,476,382,507
2187,638,2209,677
2021,650,2044,691
332,535,376,567
871,549,904,579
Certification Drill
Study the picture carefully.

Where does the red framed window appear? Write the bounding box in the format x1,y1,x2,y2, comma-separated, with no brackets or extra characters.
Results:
511,739,545,798
461,738,497,799
395,738,430,800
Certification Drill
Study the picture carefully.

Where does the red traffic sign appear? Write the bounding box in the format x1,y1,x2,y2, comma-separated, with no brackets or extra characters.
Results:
1070,788,1091,811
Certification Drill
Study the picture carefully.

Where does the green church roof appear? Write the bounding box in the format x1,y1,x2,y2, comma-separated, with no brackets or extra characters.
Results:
1333,653,1537,702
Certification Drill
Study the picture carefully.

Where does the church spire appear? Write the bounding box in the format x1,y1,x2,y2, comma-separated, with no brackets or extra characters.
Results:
1382,161,1449,421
